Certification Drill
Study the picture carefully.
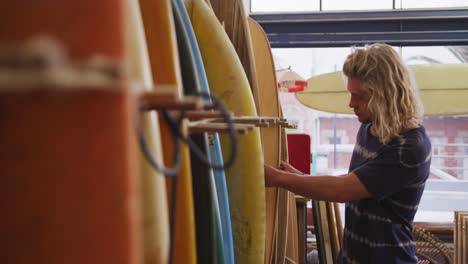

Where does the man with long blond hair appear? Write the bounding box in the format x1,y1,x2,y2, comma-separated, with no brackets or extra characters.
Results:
264,44,432,263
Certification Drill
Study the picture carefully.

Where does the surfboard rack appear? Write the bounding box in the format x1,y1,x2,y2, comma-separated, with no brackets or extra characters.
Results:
279,121,298,129
185,110,233,119
188,122,255,135
138,91,298,130
139,91,210,111
206,116,297,128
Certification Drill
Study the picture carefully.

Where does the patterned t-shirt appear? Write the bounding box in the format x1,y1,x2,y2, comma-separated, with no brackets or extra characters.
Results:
337,123,431,264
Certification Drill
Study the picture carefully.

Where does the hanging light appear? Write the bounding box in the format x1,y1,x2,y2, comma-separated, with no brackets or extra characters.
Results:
276,66,308,93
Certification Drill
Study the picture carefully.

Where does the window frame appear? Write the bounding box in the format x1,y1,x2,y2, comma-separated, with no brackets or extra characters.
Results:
250,9,468,48
257,7,468,218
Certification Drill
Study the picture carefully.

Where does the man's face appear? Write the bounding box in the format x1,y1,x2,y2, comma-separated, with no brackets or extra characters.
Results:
347,78,371,123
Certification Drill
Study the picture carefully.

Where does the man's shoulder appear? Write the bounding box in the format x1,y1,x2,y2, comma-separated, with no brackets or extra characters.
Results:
358,122,371,135
389,125,432,168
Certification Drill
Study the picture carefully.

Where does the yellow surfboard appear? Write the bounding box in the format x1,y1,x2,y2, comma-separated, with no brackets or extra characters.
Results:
209,0,261,110
247,17,282,264
138,0,197,263
278,125,291,263
187,0,265,263
296,64,468,116
125,0,169,263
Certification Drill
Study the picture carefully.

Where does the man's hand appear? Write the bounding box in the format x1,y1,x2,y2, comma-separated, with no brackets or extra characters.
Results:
264,162,371,202
264,164,284,187
264,161,303,187
280,161,303,175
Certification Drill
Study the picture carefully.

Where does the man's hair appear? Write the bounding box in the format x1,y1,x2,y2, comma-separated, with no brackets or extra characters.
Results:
342,44,423,144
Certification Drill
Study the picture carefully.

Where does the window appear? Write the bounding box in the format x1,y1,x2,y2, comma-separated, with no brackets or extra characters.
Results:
322,0,393,11
397,0,468,9
274,45,468,221
250,0,320,13
250,0,468,13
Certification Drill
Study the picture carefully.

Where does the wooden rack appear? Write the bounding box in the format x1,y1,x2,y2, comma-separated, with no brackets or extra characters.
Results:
138,91,298,133
139,89,205,111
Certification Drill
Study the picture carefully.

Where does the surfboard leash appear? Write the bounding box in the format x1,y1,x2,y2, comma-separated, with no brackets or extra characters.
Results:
135,93,237,264
137,92,237,174
136,111,184,177
135,111,184,264
160,92,238,171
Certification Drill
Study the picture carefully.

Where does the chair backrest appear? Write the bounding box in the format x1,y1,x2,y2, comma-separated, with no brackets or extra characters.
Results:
414,227,453,264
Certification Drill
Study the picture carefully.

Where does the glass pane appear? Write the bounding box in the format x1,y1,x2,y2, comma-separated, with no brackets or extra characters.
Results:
400,46,468,184
250,0,320,13
424,115,468,181
274,46,468,223
273,47,358,176
402,46,468,64
396,0,468,9
273,47,351,78
322,0,393,11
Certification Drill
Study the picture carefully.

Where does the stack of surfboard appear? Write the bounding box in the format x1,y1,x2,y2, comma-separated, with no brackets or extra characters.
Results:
200,1,300,263
1,0,296,263
248,16,298,264
186,0,265,263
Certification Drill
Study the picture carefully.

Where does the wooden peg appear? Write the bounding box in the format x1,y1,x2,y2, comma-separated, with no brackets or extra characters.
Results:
257,122,270,127
188,122,255,135
139,92,204,111
280,122,298,129
202,102,216,110
208,116,269,127
261,117,281,125
185,110,233,120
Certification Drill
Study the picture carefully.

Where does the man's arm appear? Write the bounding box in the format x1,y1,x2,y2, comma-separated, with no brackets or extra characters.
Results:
264,162,371,203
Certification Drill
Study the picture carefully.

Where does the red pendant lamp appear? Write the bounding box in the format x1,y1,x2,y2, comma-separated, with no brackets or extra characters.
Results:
277,67,308,92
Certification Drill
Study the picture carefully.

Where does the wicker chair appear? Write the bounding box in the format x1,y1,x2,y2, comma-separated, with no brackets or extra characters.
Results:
414,226,453,264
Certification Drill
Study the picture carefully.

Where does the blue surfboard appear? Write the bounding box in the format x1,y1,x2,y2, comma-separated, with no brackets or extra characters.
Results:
174,0,235,263
172,3,221,263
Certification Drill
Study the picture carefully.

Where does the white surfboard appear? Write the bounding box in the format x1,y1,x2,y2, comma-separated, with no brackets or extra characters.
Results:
296,64,468,116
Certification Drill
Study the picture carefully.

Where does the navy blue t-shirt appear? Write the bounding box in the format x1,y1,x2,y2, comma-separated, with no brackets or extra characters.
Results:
337,123,431,264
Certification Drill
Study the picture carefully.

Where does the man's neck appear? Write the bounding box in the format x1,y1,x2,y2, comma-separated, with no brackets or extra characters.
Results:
370,124,417,137
369,124,378,137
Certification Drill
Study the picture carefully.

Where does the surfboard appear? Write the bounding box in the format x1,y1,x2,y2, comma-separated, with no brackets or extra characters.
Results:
177,0,235,263
326,201,340,260
0,1,125,61
463,215,468,264
286,193,299,263
0,90,142,264
296,64,468,116
138,0,197,263
125,0,169,263
172,2,225,263
188,0,266,262
457,212,463,263
277,124,290,263
455,211,468,264
334,202,344,246
208,0,261,111
0,1,143,264
247,17,282,264
318,201,334,264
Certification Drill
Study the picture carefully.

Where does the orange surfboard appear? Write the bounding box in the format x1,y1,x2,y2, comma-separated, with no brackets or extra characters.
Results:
0,1,125,61
0,1,142,263
139,0,197,263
